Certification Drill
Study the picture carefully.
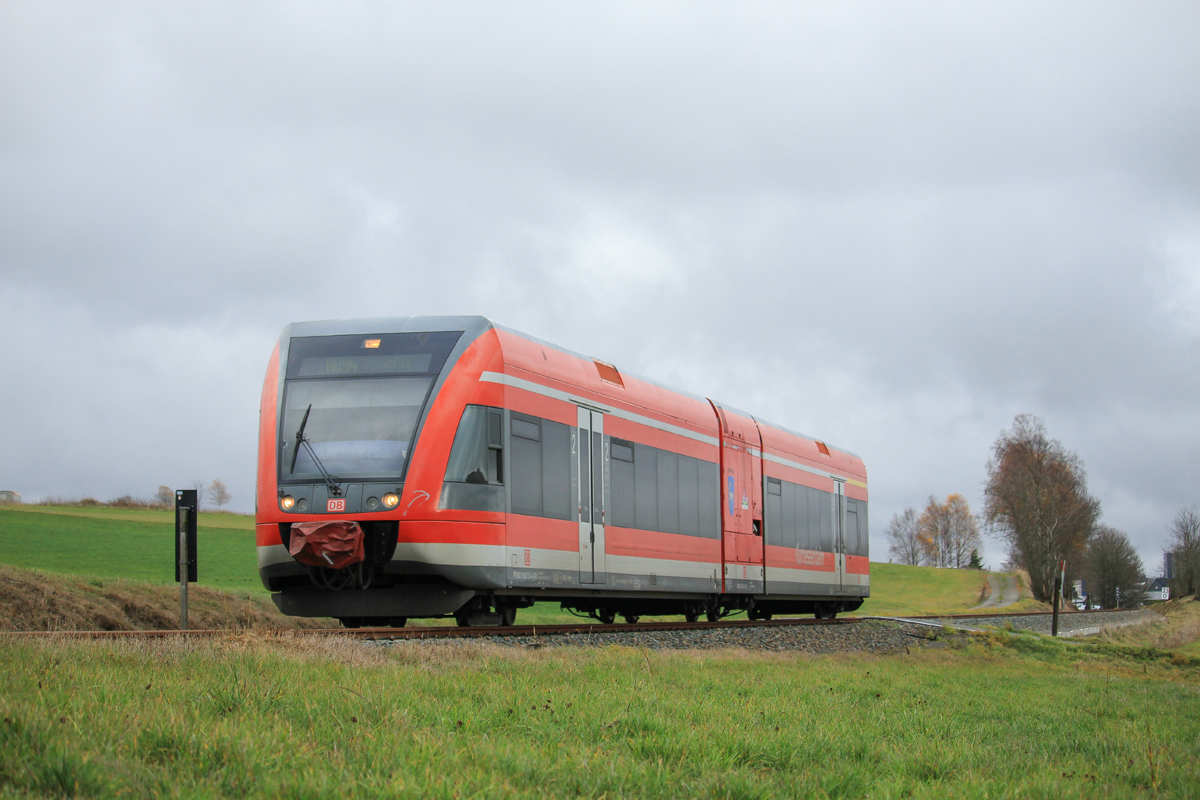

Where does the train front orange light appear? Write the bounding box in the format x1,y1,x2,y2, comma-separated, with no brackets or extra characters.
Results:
280,495,295,511
383,493,399,509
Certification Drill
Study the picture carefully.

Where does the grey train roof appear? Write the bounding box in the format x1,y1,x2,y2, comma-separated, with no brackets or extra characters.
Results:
280,315,860,460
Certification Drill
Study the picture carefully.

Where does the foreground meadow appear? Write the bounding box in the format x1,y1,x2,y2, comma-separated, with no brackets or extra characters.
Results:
1,630,1197,799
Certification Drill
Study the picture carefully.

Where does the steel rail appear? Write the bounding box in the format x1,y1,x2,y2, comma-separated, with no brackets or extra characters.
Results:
1,616,859,640
0,607,1136,640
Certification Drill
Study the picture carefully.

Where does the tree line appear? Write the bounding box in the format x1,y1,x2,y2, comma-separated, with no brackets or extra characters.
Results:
886,413,1198,609
153,479,232,510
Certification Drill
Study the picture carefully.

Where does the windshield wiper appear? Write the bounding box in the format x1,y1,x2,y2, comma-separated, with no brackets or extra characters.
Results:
289,404,343,497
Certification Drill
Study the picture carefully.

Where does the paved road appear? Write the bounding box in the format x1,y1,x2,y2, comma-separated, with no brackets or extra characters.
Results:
918,608,1159,638
972,573,1021,609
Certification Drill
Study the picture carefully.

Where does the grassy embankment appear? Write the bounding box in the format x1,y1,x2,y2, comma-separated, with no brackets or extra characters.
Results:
1,630,1198,798
1,504,1040,629
1096,596,1200,657
857,562,1047,616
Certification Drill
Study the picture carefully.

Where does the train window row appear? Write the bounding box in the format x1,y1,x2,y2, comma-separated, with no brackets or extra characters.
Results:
442,405,864,557
610,439,721,539
764,477,868,557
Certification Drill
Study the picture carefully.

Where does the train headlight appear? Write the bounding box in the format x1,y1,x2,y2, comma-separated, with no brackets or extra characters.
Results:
383,492,400,509
280,495,295,511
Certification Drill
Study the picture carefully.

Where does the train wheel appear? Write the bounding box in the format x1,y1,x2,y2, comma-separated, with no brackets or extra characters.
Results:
705,608,720,622
598,609,616,625
684,608,700,623
339,617,363,629
388,617,407,628
622,613,640,624
498,607,516,626
455,612,472,627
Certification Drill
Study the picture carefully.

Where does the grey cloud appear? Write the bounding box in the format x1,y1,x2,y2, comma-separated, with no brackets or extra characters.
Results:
2,1,1198,573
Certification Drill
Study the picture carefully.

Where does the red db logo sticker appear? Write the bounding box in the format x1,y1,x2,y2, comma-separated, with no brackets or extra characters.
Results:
327,498,345,513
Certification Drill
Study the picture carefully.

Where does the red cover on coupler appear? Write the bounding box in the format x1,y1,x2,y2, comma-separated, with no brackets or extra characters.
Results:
289,521,365,569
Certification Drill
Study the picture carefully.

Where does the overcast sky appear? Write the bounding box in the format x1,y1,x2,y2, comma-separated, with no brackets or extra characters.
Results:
3,1,1198,572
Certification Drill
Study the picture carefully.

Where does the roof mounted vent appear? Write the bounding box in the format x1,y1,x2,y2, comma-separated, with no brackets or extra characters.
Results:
594,360,624,388
815,440,831,457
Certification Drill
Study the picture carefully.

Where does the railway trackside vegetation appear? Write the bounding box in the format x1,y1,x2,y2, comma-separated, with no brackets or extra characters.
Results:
0,629,1198,798
0,504,1043,629
1089,596,1200,657
0,564,329,632
0,504,260,591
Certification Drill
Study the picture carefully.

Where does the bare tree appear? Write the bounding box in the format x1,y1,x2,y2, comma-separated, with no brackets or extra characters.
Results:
191,478,209,509
1167,507,1200,599
983,414,1099,602
917,494,981,568
155,485,174,507
1085,526,1145,609
207,478,232,510
885,508,923,565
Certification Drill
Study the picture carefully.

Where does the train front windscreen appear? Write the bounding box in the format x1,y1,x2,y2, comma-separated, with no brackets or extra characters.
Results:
278,331,462,483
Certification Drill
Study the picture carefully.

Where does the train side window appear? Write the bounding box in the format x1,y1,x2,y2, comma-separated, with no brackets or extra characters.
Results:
858,502,869,557
634,443,658,531
781,481,797,549
806,487,821,551
444,405,503,485
796,486,811,551
699,460,720,538
765,478,782,546
656,450,680,534
610,438,635,528
541,419,572,521
678,455,699,536
846,504,860,557
819,488,833,552
510,412,543,516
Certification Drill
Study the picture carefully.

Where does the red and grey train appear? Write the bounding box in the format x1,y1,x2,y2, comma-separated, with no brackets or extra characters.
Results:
256,317,869,627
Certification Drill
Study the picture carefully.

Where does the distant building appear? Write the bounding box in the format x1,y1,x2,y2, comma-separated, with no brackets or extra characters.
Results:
1146,577,1170,602
0,490,21,504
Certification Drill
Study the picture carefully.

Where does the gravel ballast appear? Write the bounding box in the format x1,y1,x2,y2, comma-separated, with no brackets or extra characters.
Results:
367,609,1160,655
372,620,954,654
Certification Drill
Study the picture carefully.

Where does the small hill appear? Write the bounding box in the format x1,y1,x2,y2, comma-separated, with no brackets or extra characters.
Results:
0,564,327,631
857,562,1047,617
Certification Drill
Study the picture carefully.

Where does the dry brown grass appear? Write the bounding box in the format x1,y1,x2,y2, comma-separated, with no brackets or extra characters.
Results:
0,564,330,632
1097,596,1200,654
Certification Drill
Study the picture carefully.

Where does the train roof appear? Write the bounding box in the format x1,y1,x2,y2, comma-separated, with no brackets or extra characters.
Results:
278,315,861,461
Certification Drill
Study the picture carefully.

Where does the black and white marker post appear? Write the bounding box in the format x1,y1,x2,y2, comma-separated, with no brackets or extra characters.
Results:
174,489,198,629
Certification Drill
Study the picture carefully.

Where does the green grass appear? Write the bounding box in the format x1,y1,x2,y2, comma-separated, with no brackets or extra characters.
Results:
0,505,261,592
1,506,1025,621
856,562,1023,617
0,631,1196,798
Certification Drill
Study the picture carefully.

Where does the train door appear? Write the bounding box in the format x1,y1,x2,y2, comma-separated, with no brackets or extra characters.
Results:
833,480,846,591
720,434,763,592
576,407,608,584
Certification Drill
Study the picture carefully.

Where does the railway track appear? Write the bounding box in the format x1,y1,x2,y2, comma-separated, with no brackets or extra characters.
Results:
0,607,1146,641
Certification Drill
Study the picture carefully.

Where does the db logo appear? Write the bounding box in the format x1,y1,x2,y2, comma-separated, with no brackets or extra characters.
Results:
327,498,346,513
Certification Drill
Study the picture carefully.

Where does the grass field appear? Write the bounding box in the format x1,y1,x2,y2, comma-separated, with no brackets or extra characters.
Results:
0,629,1197,798
0,505,260,592
0,505,1037,627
